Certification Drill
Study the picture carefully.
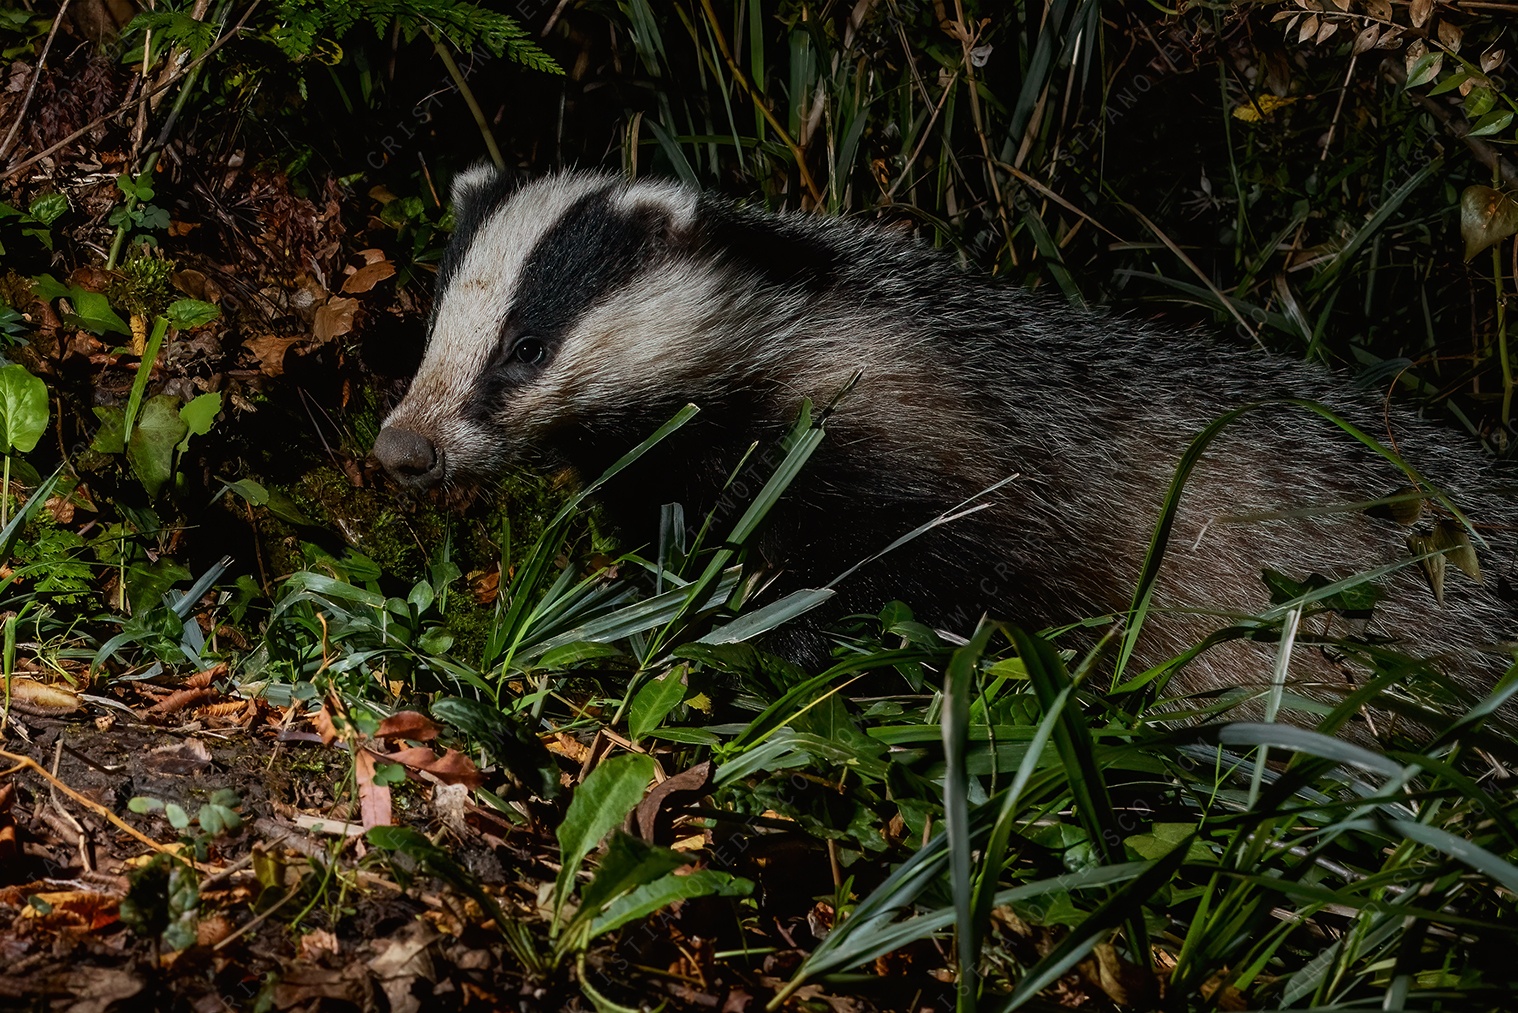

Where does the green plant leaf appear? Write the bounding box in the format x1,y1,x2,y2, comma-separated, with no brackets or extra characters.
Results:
26,193,67,225
574,831,687,920
127,395,188,498
0,364,49,455
589,868,753,940
176,392,221,452
61,289,130,336
553,752,655,923
1468,108,1515,138
627,667,687,740
165,299,219,330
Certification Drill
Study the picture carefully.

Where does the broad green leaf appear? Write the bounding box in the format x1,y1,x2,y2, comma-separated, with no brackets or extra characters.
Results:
627,668,687,739
26,193,67,225
176,392,220,452
126,395,188,497
1460,185,1518,260
165,299,219,330
62,289,130,336
1468,108,1515,138
30,274,69,303
589,868,753,939
219,478,268,505
1404,51,1443,89
553,752,655,922
0,364,48,454
178,392,221,438
92,406,126,454
575,831,686,920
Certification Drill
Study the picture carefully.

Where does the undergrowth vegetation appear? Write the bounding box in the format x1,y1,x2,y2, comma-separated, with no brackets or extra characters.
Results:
3,0,1518,1010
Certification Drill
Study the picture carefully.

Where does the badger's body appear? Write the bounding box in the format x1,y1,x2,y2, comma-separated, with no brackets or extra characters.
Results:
375,168,1517,726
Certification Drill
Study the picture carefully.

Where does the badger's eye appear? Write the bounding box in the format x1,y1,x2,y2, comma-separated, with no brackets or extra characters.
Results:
512,337,547,366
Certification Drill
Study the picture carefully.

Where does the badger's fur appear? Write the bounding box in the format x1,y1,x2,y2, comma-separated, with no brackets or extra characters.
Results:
375,167,1518,727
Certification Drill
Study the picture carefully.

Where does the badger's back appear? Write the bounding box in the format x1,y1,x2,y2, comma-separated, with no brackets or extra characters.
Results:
374,169,1518,728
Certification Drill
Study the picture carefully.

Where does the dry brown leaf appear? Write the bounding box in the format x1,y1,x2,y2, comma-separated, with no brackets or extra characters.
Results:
243,334,302,377
341,260,396,294
355,748,394,829
45,495,74,524
1437,20,1463,53
1352,24,1379,54
6,677,81,716
381,746,484,788
1409,0,1432,28
313,297,358,342
1315,19,1339,44
375,711,439,742
1298,13,1320,42
1482,49,1506,73
1366,0,1392,20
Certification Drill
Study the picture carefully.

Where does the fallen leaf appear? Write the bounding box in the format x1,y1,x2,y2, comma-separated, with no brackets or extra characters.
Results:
376,711,440,743
342,260,396,294
313,297,358,342
243,334,302,377
7,677,81,716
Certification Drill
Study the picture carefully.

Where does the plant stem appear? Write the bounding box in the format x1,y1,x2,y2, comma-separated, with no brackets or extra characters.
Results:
1497,242,1513,429
431,34,505,170
2,454,10,531
123,316,170,444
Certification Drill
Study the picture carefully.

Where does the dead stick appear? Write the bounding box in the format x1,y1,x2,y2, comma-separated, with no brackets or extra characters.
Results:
0,747,215,872
0,0,74,160
1,0,261,181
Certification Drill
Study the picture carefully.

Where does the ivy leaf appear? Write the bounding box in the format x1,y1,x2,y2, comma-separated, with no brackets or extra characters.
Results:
0,365,49,455
127,395,188,498
176,392,221,452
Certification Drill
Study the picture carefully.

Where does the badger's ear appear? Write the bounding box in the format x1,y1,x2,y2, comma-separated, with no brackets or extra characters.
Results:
688,199,841,292
448,162,515,218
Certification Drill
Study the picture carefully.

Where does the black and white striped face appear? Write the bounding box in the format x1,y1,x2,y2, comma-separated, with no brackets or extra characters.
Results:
373,169,722,489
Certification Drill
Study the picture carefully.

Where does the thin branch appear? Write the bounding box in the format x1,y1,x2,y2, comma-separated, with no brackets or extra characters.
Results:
1,0,262,181
0,0,74,160
695,0,823,206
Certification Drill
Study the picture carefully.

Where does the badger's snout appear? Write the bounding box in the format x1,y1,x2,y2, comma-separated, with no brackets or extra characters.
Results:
373,426,443,489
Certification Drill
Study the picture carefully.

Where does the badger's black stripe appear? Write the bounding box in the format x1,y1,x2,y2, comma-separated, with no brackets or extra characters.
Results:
510,190,662,337
465,188,664,422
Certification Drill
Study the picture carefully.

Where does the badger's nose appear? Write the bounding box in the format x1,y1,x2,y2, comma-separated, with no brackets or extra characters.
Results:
373,427,442,488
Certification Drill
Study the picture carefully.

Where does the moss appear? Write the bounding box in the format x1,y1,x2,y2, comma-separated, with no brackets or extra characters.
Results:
108,254,176,320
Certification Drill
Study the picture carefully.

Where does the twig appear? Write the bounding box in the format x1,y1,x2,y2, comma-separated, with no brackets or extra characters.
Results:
951,1,1016,268
1381,56,1518,187
1,0,262,181
695,0,823,206
0,746,216,872
430,32,504,170
0,0,73,160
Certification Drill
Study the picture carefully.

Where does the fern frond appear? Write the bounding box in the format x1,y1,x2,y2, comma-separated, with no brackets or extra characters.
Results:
124,10,219,58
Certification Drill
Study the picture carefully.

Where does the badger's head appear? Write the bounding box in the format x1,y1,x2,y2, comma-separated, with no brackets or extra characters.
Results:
373,167,754,490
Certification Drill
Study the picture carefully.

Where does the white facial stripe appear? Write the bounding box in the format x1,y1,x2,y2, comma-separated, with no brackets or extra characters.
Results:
507,274,695,428
385,172,615,437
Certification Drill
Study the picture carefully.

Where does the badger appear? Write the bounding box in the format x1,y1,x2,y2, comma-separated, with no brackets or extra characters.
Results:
373,167,1517,729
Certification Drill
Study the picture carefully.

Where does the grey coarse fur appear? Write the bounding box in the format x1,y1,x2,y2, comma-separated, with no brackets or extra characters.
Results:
378,168,1518,735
